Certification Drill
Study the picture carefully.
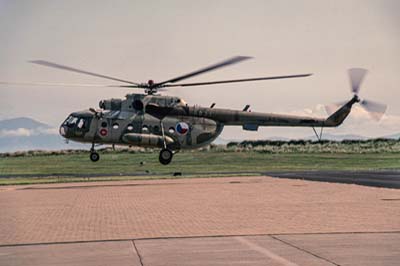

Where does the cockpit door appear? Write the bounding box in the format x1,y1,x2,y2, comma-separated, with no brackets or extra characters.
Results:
75,117,93,137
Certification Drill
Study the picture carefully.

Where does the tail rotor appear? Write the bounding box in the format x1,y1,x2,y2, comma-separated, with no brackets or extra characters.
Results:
359,99,387,121
325,68,387,121
349,68,367,94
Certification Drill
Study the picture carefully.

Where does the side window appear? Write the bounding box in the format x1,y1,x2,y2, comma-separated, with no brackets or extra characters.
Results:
77,118,85,129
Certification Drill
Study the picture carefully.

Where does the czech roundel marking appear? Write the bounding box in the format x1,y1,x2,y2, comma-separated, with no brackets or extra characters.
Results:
99,128,108,136
176,122,189,135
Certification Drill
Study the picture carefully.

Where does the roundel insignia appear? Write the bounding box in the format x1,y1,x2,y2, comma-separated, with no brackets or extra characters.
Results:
176,122,189,135
99,128,108,136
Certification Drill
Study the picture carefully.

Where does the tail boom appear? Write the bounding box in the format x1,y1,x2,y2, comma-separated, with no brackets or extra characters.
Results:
145,97,358,129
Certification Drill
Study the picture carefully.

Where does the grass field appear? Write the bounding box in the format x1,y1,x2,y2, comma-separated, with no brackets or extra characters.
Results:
1,149,400,185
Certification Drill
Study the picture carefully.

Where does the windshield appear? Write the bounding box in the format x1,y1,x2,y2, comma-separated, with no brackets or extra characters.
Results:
63,116,79,126
60,115,93,137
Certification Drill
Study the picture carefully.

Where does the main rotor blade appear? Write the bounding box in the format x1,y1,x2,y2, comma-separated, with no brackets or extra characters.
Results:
161,73,312,87
0,81,128,87
348,68,367,94
29,60,140,85
154,56,252,87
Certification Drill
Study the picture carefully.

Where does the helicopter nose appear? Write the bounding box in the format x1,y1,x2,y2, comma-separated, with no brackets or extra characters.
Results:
59,125,67,137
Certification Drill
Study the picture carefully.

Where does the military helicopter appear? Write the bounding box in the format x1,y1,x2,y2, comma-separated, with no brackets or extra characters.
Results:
2,56,386,164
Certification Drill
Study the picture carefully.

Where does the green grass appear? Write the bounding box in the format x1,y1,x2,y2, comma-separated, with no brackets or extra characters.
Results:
1,150,399,185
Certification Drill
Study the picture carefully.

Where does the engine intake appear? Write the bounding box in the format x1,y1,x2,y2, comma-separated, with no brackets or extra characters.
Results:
99,99,122,110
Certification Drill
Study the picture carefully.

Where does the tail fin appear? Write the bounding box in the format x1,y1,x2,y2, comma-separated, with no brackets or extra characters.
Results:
325,96,359,127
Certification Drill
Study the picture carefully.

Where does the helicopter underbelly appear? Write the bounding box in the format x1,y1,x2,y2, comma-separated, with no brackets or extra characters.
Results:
71,112,224,150
141,115,224,150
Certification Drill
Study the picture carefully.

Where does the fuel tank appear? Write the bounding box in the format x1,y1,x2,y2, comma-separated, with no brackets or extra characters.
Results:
122,133,174,148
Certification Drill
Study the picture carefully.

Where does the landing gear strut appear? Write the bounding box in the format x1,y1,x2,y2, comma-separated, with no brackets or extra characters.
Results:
159,148,173,165
90,143,100,162
158,120,174,165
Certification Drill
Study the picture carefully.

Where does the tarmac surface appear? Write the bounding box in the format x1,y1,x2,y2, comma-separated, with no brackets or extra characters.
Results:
0,175,399,265
265,170,400,189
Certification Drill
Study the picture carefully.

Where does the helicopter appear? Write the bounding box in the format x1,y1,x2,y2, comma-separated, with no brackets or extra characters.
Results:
1,56,387,164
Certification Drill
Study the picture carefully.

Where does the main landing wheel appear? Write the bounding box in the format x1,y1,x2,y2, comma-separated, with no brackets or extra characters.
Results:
159,148,173,165
90,152,100,162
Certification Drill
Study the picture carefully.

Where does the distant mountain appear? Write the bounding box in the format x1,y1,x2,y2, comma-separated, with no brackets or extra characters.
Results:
264,136,291,141
305,133,369,141
306,133,400,141
381,133,400,140
218,134,368,144
0,117,51,130
0,117,88,153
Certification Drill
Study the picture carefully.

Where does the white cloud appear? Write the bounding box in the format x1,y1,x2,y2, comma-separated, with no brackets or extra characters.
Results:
290,104,400,137
289,104,327,118
0,128,32,137
40,127,59,135
0,127,58,137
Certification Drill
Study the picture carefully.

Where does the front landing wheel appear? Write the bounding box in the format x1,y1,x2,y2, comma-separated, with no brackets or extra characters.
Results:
90,152,100,162
159,149,173,165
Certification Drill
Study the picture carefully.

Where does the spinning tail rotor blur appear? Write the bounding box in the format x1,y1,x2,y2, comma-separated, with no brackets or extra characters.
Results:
325,68,387,121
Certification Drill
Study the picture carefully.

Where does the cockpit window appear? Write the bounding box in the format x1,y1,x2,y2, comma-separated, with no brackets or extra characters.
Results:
77,118,85,129
63,116,72,124
63,116,90,130
63,116,78,126
61,115,92,135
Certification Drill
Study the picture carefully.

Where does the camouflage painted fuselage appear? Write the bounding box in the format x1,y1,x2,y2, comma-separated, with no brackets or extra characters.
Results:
60,93,357,150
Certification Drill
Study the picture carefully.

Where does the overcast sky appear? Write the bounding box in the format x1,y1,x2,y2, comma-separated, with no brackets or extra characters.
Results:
0,0,399,139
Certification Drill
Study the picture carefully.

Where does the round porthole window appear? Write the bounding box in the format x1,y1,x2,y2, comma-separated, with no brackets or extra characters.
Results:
112,123,119,129
168,127,175,134
142,125,149,133
127,125,134,131
101,122,107,128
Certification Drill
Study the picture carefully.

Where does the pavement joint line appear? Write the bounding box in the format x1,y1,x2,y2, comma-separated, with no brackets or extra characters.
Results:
0,231,399,248
271,230,400,236
14,178,264,190
131,240,144,266
270,235,340,266
235,236,299,266
19,181,186,190
0,171,262,179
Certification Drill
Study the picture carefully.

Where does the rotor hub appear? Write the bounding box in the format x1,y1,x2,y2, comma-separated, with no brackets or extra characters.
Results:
353,94,361,103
